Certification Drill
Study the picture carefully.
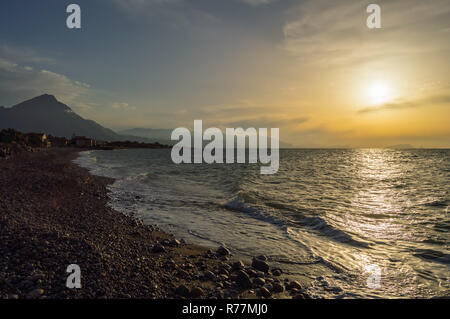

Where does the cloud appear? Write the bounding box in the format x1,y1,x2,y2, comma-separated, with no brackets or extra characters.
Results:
112,102,136,111
358,94,450,114
283,0,450,67
0,44,84,107
226,116,308,130
0,57,92,111
0,44,53,64
157,98,310,129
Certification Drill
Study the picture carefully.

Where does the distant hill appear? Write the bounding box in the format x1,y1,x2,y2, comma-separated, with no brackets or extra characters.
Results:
119,127,295,148
119,128,174,144
0,94,121,141
387,144,415,149
0,94,155,142
0,95,293,146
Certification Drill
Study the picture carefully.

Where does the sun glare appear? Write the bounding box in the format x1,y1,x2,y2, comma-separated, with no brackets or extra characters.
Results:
367,82,391,105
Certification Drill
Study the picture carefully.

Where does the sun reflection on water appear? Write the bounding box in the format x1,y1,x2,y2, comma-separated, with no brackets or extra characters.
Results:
326,149,448,297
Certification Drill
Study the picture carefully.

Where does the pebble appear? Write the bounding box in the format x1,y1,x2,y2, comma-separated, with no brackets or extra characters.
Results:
218,274,229,281
252,258,269,272
247,269,257,277
286,280,302,290
175,284,189,297
272,282,284,293
220,263,232,272
292,292,308,299
232,260,245,270
259,287,271,298
218,268,229,276
253,277,265,287
272,268,282,276
235,270,252,289
203,270,215,281
190,287,204,298
151,283,159,290
264,283,273,292
177,269,190,278
151,243,166,253
26,288,44,299
165,259,176,267
256,255,268,261
169,239,181,247
216,246,231,256
183,263,194,269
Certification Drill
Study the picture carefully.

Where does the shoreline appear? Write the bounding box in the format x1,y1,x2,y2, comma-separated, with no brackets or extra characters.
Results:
0,148,304,299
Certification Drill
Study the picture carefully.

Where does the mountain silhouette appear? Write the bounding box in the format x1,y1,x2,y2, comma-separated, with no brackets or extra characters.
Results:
0,94,122,141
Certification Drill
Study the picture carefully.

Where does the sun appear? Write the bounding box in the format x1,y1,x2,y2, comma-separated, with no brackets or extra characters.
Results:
367,82,391,105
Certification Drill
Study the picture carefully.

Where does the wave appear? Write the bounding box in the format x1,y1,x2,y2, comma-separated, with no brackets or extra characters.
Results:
223,192,371,249
413,249,450,265
222,194,287,228
424,199,448,207
74,148,450,298
290,216,372,248
433,220,450,233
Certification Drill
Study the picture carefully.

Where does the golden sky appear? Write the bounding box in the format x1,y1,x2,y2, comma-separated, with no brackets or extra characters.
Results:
1,0,449,147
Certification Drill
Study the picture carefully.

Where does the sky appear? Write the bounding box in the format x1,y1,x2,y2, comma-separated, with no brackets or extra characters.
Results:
0,0,449,147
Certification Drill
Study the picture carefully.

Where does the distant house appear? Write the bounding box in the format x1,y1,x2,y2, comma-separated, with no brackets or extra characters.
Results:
72,136,96,148
47,135,69,147
25,133,47,147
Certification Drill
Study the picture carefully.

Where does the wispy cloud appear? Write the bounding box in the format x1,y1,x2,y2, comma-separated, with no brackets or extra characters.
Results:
226,116,308,130
0,44,54,65
0,56,92,111
283,0,450,67
112,102,136,111
358,94,450,114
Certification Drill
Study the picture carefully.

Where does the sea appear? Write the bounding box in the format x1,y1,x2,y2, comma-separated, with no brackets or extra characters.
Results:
74,148,449,298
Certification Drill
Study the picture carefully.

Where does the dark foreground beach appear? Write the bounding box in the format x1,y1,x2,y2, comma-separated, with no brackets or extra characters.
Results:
0,148,303,299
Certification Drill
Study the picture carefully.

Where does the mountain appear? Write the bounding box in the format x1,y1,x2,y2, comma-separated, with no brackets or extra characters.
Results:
0,94,122,141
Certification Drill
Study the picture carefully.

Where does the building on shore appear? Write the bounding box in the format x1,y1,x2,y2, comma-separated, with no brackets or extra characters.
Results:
47,135,69,147
72,136,96,148
25,133,49,147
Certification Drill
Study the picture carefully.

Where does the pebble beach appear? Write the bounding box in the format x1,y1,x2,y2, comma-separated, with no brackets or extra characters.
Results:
0,148,307,299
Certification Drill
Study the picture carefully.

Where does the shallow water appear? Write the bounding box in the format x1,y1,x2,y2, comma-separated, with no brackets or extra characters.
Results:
74,148,449,298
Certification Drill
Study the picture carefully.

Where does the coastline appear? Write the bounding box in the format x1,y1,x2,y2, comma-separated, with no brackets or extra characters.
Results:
0,148,302,299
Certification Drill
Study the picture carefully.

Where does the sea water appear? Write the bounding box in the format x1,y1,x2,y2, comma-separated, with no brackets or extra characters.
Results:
74,148,449,298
